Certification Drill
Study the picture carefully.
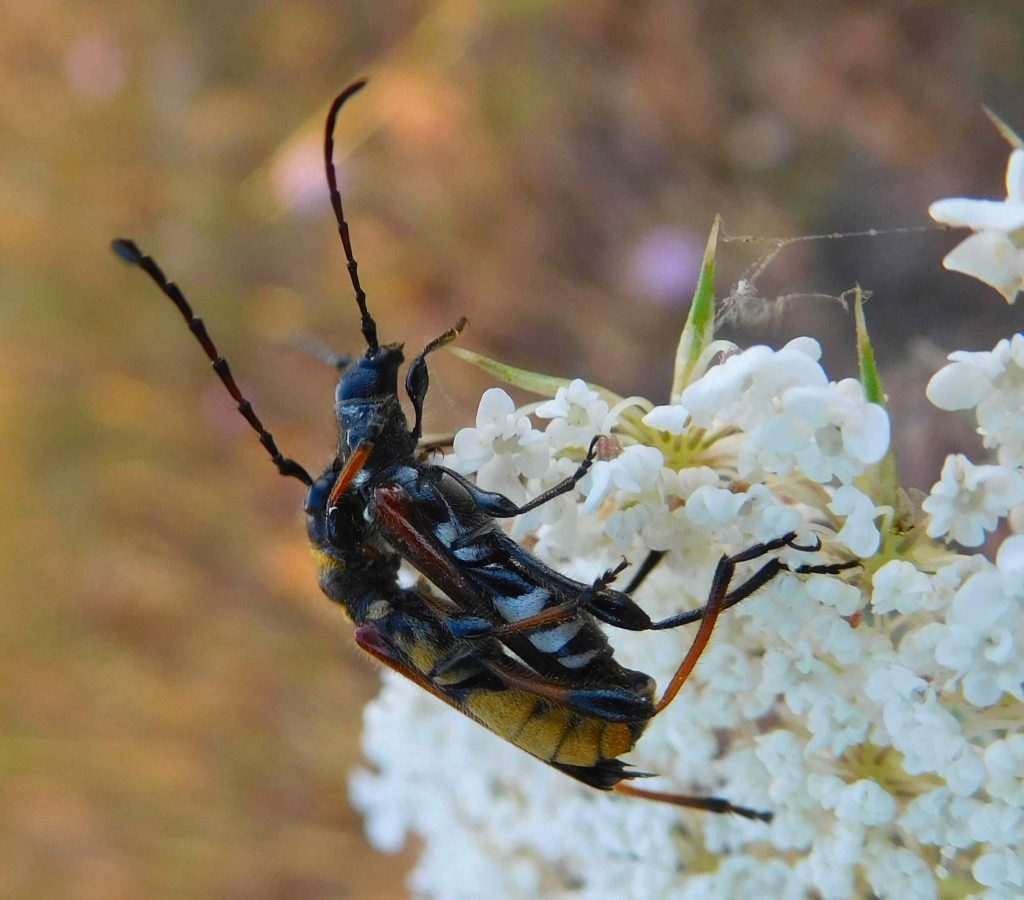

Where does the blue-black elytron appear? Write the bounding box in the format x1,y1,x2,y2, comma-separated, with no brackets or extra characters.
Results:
114,80,855,821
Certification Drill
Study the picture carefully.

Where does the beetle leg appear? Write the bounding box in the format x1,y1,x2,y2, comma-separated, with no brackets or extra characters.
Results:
505,434,601,515
448,521,494,553
581,566,778,633
592,533,858,632
426,640,480,677
406,319,468,443
642,544,860,632
354,624,472,715
651,535,858,714
793,559,861,575
612,783,772,822
447,561,628,639
476,653,653,724
648,549,735,715
643,558,785,630
621,548,666,594
327,442,374,509
365,540,621,643
435,434,602,518
429,466,521,516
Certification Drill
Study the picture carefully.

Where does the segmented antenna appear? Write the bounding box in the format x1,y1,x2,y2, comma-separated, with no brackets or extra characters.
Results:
112,239,313,486
324,79,379,356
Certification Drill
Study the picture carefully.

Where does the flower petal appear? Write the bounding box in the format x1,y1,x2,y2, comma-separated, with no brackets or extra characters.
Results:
943,231,1024,304
929,198,1024,231
926,360,995,410
477,388,516,425
842,403,890,464
642,404,690,433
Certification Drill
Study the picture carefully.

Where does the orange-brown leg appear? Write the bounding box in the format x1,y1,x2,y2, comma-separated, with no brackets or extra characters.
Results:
625,540,825,820
652,548,736,715
615,547,774,820
651,534,854,713
328,442,374,508
612,782,771,821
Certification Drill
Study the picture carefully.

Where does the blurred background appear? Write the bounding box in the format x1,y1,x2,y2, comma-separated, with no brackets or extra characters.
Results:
3,1,1023,896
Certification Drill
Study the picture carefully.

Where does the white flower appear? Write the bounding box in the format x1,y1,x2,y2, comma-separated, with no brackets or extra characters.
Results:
863,840,938,900
871,560,933,615
578,444,676,549
746,379,890,484
683,484,748,529
736,482,804,542
835,780,897,826
927,334,1024,467
535,378,610,448
984,735,1024,806
865,664,928,707
935,568,1024,707
926,335,1024,411
673,465,721,498
969,802,1024,848
973,848,1024,889
829,484,883,556
680,338,826,431
800,822,864,898
804,574,862,617
898,788,982,848
929,148,1024,303
581,444,665,514
449,388,549,502
922,454,1024,546
877,687,969,779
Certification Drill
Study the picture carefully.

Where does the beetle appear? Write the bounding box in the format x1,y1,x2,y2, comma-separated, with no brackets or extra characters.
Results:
114,80,854,821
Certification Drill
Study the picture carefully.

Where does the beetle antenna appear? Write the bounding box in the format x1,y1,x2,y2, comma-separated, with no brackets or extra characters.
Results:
324,79,379,357
112,238,314,487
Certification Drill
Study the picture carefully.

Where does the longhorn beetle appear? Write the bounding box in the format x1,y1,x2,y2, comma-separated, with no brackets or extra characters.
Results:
114,79,855,821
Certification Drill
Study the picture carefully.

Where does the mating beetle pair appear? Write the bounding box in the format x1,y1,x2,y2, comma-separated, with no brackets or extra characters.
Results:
115,80,853,821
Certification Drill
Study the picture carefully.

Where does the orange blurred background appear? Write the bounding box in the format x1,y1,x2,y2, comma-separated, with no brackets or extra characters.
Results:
2,2,1023,896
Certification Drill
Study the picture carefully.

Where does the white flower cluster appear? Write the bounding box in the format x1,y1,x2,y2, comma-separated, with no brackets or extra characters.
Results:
350,152,1024,898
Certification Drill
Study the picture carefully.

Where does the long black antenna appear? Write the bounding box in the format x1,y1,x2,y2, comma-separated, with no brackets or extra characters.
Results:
324,79,379,356
112,239,313,486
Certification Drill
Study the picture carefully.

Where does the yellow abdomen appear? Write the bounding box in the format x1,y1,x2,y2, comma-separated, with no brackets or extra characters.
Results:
466,689,637,767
